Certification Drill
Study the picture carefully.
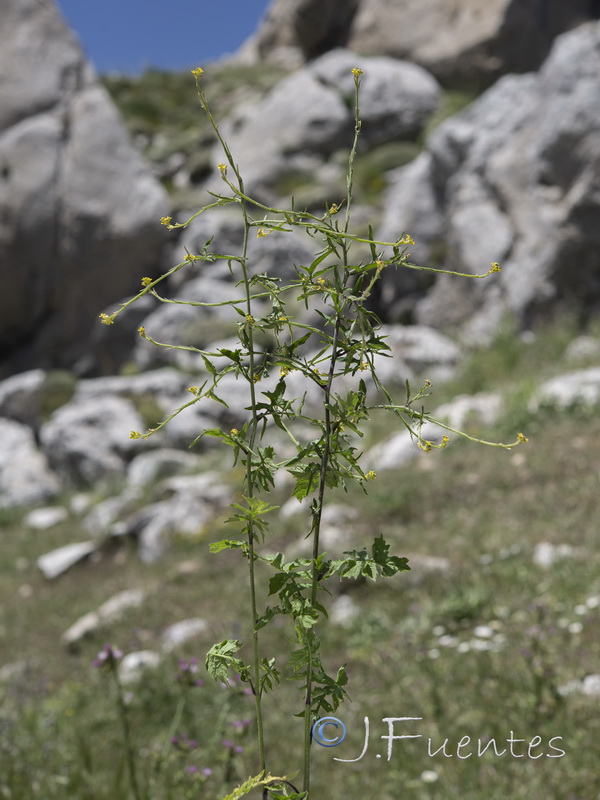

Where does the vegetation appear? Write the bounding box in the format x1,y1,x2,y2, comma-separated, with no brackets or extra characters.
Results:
2,308,599,800
2,63,596,800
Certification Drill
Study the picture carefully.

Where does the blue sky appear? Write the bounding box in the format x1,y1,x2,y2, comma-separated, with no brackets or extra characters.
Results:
56,0,273,74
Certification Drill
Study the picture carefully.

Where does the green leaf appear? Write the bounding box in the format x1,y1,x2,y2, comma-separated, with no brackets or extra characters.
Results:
210,539,245,553
219,773,294,800
269,572,288,596
205,640,247,684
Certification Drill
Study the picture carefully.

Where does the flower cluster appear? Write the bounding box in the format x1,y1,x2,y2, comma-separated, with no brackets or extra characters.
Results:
92,644,123,670
176,657,205,688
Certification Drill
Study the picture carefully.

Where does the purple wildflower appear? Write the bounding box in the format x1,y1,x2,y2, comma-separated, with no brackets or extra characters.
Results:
92,644,123,669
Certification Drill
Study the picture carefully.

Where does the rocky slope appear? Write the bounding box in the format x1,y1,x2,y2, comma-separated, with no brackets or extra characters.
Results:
2,1,600,568
0,0,168,376
240,0,600,87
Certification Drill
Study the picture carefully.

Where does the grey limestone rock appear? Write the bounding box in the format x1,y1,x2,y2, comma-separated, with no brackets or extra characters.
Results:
0,0,168,374
378,22,600,340
213,49,438,196
366,392,503,470
40,395,146,485
118,650,162,684
529,367,600,412
62,588,147,647
37,540,96,580
25,506,69,530
161,618,208,652
0,418,60,508
245,0,600,89
0,370,47,427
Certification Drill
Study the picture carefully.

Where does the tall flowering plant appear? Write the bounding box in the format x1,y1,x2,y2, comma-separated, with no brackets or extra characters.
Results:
101,66,526,799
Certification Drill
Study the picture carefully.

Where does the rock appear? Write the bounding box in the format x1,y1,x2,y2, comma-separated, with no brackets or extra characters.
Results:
366,392,502,470
529,368,600,411
213,67,351,194
62,588,147,647
532,542,574,568
246,0,600,89
122,471,232,562
564,336,600,365
330,594,360,626
169,208,246,289
0,370,46,427
378,22,600,339
214,49,438,195
309,49,440,147
161,618,208,652
0,661,30,684
78,294,158,377
40,395,146,485
241,0,359,65
127,449,202,488
62,611,102,647
76,367,190,414
25,506,69,530
372,325,461,385
83,489,141,539
581,674,600,697
375,154,447,317
132,278,247,371
0,0,168,374
0,419,60,508
404,553,450,583
37,540,96,580
118,650,162,684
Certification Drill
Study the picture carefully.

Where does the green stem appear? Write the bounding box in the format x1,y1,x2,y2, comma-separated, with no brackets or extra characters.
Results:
301,71,363,799
111,667,142,800
195,76,267,775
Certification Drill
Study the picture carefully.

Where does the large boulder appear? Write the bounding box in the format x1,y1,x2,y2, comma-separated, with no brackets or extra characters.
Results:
40,395,146,485
376,22,600,341
0,419,60,508
0,0,168,375
213,49,439,195
243,0,600,88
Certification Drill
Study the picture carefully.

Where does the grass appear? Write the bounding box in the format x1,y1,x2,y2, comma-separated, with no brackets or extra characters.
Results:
2,316,600,799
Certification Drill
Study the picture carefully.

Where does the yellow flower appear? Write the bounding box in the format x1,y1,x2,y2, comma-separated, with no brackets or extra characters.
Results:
253,373,262,383
217,163,227,173
277,315,289,323
99,313,115,325
375,259,386,269
129,431,142,440
257,228,271,238
187,386,198,394
246,315,255,324
352,67,364,77
160,216,172,227
191,67,204,78
365,470,376,480
517,432,529,443
328,203,339,215
490,262,502,273
137,326,146,337
441,435,450,447
230,428,239,436
398,234,415,246
141,277,152,286
184,252,196,263
359,362,369,371
424,378,432,387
